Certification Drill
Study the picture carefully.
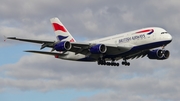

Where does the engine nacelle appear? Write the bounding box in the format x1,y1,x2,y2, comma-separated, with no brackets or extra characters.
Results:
90,44,107,54
54,41,72,51
148,49,170,60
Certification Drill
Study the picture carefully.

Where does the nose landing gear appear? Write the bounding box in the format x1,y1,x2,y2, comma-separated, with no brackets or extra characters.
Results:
122,59,130,66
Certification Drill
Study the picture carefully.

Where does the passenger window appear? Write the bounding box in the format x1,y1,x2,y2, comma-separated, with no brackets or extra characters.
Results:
161,32,168,34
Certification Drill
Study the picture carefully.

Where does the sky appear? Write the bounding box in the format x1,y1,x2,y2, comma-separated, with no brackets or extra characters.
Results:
0,0,180,101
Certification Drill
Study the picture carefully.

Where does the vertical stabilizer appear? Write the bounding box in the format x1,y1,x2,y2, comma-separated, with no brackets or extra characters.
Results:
50,17,76,42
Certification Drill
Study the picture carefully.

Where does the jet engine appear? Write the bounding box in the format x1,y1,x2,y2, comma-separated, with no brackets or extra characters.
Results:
148,49,170,60
90,44,107,54
54,41,72,51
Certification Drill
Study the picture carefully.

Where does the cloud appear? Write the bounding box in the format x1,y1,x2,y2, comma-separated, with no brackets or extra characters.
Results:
1,52,180,100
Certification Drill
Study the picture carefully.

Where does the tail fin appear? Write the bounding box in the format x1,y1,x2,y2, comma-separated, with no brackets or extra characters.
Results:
50,17,76,42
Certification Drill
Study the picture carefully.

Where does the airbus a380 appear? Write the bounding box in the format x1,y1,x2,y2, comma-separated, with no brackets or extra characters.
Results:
7,17,172,66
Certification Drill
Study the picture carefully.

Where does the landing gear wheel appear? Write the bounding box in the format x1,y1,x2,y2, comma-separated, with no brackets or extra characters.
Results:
116,63,119,66
122,61,125,65
127,62,130,66
125,62,130,66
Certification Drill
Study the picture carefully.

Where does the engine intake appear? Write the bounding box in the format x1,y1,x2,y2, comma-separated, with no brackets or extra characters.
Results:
54,41,72,51
148,49,170,60
162,50,170,59
90,44,107,54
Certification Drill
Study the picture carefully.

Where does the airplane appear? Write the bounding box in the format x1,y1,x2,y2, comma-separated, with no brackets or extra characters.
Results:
7,17,172,66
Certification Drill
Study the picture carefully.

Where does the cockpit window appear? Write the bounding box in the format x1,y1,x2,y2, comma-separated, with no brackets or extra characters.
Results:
161,32,168,34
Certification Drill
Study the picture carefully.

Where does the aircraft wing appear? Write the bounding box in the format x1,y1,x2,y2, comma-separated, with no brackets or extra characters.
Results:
7,37,55,49
125,50,149,60
71,43,150,60
7,37,54,44
70,42,132,55
7,37,132,56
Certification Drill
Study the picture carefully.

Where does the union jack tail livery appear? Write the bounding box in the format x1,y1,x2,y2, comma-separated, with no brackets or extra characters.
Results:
50,18,76,42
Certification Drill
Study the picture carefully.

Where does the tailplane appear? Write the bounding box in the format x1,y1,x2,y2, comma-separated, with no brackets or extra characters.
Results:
50,17,76,42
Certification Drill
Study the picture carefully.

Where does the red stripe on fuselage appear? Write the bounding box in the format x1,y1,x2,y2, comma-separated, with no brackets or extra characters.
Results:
136,29,151,34
52,23,67,32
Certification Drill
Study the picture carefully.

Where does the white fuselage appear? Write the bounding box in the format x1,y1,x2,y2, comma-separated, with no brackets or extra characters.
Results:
57,27,172,61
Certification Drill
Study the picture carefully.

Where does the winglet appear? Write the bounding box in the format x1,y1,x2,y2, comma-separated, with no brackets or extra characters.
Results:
3,36,7,41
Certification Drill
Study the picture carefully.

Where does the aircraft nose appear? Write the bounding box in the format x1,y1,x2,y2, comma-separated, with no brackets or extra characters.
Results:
168,34,173,41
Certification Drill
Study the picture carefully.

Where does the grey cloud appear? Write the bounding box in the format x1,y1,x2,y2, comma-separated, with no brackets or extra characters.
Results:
1,52,179,96
76,90,180,101
1,50,179,101
1,0,180,40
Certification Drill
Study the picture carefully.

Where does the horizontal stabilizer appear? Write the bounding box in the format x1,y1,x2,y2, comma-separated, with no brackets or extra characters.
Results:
25,50,67,56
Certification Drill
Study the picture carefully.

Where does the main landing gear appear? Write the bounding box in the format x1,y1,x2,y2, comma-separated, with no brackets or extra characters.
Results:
97,59,119,66
97,58,130,67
